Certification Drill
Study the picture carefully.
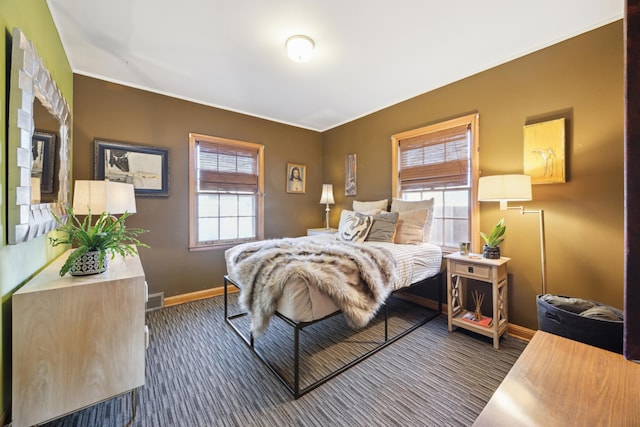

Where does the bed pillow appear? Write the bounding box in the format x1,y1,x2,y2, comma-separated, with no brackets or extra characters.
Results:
338,210,373,243
390,198,434,242
394,209,428,244
353,208,381,216
365,212,399,243
352,199,388,213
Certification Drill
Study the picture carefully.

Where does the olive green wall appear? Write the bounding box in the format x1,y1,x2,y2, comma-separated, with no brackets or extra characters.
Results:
72,75,323,298
0,0,73,417
323,21,624,330
0,2,72,291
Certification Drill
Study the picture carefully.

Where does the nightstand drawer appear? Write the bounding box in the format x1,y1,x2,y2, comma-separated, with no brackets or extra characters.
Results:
450,261,491,280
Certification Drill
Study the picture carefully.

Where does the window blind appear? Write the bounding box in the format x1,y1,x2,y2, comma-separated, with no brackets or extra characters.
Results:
398,123,470,190
197,140,258,192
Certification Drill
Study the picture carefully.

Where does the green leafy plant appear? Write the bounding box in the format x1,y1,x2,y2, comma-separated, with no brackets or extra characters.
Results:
49,207,148,276
480,218,506,248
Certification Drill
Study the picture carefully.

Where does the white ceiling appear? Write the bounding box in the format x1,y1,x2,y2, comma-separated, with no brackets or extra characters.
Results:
47,0,623,132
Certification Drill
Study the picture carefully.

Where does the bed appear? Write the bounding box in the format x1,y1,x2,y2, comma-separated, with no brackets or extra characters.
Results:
223,199,443,398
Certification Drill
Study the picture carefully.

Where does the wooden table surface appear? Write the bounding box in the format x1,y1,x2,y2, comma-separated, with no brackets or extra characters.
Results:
473,330,640,427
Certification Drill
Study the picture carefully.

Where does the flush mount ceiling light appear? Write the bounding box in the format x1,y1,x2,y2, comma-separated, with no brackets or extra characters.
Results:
286,35,314,62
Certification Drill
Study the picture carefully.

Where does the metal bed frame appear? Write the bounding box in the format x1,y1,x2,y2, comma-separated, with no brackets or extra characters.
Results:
223,273,442,399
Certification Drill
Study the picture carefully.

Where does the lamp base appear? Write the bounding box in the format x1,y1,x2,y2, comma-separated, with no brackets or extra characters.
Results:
324,204,331,229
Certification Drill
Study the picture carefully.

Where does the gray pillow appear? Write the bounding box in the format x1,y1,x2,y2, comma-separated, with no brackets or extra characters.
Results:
365,212,399,243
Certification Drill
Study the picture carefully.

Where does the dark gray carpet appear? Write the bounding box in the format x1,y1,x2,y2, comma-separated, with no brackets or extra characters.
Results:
42,294,527,427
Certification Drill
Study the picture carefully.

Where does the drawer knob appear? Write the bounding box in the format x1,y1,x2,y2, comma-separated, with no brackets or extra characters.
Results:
468,266,474,273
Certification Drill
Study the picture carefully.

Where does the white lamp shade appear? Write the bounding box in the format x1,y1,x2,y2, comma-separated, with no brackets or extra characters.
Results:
286,35,314,62
73,180,137,215
319,184,335,204
478,175,532,202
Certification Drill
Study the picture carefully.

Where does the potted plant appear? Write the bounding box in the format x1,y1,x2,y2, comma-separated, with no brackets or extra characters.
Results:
49,207,148,276
480,218,506,259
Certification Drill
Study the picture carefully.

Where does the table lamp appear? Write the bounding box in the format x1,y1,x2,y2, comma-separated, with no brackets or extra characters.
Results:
319,184,335,229
72,180,137,215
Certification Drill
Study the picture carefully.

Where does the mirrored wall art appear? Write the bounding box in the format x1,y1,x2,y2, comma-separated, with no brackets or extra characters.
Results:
7,28,71,244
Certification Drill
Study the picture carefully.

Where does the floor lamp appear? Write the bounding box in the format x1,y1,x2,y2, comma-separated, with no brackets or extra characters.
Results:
478,174,547,294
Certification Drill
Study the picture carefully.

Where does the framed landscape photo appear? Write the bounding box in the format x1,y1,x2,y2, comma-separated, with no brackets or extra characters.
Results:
286,162,306,194
31,130,57,194
94,139,170,197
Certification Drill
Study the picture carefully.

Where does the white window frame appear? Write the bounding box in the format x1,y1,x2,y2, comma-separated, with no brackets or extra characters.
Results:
188,133,264,250
391,113,480,252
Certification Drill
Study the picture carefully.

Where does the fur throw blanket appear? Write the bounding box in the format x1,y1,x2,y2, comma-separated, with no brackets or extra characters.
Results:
227,237,398,336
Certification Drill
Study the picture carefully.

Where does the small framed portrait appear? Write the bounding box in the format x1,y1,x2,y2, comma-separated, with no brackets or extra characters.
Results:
286,163,306,194
94,139,170,197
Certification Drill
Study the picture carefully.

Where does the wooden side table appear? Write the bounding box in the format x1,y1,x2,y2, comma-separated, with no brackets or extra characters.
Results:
445,252,510,349
307,227,338,236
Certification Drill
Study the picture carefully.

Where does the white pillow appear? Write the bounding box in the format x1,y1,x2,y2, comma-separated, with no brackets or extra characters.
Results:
355,208,382,216
393,209,428,244
352,199,388,213
338,210,373,243
390,198,434,242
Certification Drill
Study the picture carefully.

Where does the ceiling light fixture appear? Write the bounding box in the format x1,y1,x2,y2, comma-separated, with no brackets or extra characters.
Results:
286,35,314,63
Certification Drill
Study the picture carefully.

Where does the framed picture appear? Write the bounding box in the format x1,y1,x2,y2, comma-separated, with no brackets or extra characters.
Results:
345,153,357,196
31,130,57,194
523,118,566,184
94,139,170,197
286,163,306,193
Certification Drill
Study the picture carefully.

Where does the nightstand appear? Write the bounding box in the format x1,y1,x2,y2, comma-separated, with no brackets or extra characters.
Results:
445,252,510,349
307,227,338,236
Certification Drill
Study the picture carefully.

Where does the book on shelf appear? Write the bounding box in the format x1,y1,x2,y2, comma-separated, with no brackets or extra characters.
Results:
460,311,493,327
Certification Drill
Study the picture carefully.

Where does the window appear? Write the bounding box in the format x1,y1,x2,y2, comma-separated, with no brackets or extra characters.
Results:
189,133,264,249
391,113,479,251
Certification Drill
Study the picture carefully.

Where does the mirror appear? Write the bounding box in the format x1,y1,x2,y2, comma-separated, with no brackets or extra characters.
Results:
7,27,71,244
33,98,59,203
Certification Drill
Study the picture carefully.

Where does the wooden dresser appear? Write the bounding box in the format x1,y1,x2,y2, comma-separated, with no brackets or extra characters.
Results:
12,249,147,427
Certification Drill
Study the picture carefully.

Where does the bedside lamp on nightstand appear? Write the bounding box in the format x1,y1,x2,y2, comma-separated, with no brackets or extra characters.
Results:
319,184,335,229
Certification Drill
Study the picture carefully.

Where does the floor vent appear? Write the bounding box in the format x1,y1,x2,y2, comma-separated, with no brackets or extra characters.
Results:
146,292,164,312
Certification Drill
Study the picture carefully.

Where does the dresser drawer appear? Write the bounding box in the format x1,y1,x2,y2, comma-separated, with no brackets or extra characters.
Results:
450,261,492,280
